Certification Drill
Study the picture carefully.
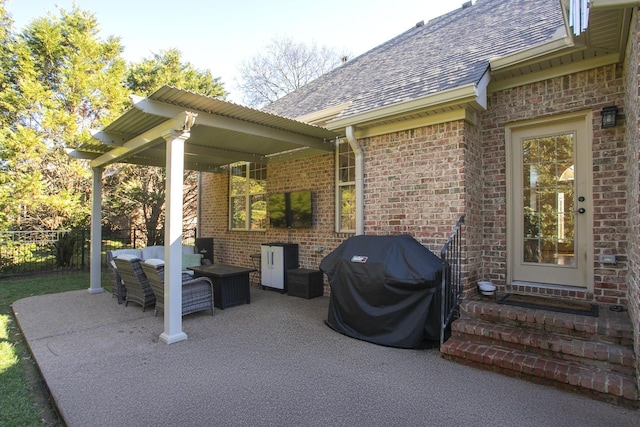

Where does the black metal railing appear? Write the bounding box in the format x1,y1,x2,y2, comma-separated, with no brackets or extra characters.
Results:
439,214,465,345
0,228,196,277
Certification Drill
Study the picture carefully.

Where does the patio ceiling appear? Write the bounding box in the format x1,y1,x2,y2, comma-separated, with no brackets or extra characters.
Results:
70,86,339,172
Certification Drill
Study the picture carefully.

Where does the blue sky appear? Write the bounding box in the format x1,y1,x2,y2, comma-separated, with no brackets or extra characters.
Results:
6,0,456,102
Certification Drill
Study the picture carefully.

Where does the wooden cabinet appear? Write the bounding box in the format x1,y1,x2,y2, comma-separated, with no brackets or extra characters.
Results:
261,243,298,292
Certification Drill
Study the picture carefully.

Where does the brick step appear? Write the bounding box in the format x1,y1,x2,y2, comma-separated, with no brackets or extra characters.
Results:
441,337,639,408
459,299,634,346
451,318,636,376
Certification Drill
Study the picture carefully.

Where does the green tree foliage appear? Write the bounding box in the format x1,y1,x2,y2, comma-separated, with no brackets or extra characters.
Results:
0,3,226,239
0,4,128,230
126,48,225,97
101,49,225,244
103,165,199,246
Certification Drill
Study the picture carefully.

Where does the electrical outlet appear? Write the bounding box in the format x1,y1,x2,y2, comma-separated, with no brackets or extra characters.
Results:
313,246,325,253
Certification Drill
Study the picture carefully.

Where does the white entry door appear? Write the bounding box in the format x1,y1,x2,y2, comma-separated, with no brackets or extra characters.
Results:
508,115,592,288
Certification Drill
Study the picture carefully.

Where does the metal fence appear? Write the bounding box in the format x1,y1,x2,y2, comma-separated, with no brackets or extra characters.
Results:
0,228,196,277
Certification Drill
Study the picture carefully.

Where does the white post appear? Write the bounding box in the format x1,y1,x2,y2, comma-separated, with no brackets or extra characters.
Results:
88,167,105,294
159,130,189,344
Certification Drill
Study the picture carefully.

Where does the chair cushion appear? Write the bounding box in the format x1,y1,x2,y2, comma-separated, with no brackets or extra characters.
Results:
115,253,140,261
107,249,142,262
182,245,196,254
182,253,203,270
144,258,165,267
141,246,164,260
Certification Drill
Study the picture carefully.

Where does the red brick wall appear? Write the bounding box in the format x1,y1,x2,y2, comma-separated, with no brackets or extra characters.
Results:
198,121,480,294
360,122,482,294
199,153,340,294
623,8,640,389
361,124,465,246
482,65,628,304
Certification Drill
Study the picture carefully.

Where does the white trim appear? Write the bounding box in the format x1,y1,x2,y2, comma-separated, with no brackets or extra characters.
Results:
296,102,352,125
505,110,594,290
90,112,193,168
327,83,485,131
590,0,640,8
490,37,575,72
160,130,189,345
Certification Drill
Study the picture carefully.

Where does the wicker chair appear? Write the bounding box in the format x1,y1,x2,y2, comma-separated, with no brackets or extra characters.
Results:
108,260,127,304
140,259,214,317
113,255,156,311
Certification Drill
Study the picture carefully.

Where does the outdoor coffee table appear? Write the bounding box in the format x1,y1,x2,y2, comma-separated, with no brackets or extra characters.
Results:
188,264,256,309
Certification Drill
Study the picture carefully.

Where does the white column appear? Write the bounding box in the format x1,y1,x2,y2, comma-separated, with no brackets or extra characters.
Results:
160,130,189,344
88,167,105,294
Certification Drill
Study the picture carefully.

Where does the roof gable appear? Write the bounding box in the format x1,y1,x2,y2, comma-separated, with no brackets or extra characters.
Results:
264,0,564,123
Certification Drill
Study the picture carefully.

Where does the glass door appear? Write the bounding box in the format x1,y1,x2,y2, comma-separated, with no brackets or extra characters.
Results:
510,117,591,288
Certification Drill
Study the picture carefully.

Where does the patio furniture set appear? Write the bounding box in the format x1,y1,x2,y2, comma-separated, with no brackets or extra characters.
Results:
107,245,256,316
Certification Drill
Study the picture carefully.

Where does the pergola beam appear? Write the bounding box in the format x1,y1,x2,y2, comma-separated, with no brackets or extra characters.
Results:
91,129,137,146
90,112,193,168
131,95,333,152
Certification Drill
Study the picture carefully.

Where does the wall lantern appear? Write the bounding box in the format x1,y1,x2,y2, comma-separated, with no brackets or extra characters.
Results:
601,106,618,129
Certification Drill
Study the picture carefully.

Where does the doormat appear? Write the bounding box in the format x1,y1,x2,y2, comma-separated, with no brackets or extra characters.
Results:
498,294,598,317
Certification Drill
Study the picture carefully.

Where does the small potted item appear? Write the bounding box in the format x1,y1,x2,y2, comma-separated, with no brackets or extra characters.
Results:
477,280,496,296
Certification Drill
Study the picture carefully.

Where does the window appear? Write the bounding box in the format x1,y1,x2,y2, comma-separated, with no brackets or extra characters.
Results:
336,140,356,232
229,162,267,230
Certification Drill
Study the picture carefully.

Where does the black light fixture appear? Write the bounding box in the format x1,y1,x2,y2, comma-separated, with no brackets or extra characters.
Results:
601,106,618,129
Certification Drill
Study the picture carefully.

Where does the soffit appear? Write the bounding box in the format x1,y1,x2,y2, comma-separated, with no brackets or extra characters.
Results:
489,7,632,89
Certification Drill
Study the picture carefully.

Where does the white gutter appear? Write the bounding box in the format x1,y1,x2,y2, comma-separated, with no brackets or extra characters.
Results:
345,126,364,235
327,77,491,133
490,35,575,71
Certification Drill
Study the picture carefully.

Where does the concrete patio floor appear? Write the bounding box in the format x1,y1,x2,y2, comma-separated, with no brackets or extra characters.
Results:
12,288,640,427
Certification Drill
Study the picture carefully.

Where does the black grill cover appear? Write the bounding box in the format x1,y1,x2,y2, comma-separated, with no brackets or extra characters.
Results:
320,234,442,349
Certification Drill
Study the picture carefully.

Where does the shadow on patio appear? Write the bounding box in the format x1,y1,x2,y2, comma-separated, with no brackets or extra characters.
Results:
12,288,638,426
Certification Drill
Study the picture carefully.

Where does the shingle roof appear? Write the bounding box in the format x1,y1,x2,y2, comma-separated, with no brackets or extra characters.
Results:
264,0,564,121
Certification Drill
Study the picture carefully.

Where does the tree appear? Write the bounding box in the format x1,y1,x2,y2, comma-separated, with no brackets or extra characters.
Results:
101,49,226,245
103,165,199,247
235,36,348,108
125,48,226,98
0,5,128,231
0,4,226,241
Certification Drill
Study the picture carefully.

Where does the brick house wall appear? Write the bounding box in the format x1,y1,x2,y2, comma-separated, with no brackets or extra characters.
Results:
198,58,632,309
480,64,628,305
623,8,640,389
199,121,480,294
199,153,337,273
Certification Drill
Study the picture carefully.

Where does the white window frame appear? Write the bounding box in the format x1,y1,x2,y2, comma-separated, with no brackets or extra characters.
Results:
228,162,267,231
335,140,356,233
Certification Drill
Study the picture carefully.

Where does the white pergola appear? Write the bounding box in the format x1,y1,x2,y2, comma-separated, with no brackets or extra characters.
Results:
71,86,337,344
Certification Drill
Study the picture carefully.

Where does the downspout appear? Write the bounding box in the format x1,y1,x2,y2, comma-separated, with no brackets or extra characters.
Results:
197,171,202,238
345,125,364,235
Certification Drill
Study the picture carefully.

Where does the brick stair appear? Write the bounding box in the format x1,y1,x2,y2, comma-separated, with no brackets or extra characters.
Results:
440,296,639,407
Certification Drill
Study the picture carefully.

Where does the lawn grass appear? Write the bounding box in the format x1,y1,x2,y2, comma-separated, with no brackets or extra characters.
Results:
0,271,111,426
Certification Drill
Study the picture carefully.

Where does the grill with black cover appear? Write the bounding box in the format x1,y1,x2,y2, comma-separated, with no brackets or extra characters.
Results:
320,234,443,349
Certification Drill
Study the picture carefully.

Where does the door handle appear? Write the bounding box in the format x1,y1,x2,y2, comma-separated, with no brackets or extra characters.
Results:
575,208,586,214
